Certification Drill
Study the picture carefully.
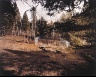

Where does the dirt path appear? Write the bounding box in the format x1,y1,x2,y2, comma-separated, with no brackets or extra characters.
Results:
0,36,96,76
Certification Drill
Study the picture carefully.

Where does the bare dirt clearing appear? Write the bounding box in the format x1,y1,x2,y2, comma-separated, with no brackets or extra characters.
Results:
0,36,96,76
0,36,41,52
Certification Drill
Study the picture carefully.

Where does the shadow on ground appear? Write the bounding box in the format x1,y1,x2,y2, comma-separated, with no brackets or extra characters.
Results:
0,48,96,76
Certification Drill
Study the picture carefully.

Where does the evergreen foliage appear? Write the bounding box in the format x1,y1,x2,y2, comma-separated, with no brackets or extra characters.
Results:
22,12,30,31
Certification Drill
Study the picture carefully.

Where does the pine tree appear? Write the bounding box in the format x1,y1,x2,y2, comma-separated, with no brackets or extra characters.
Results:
21,12,30,43
22,12,30,32
13,2,21,36
0,0,16,35
37,17,48,38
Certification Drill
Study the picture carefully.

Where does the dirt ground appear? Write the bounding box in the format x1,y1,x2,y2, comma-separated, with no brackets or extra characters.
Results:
0,36,96,76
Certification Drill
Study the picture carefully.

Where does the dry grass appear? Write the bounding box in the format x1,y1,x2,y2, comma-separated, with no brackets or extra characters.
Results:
0,35,41,52
0,35,96,76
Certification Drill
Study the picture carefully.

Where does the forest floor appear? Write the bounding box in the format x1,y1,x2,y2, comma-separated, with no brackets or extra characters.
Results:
0,35,96,76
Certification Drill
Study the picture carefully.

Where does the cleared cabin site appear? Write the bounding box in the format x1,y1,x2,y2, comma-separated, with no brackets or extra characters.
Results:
0,35,96,76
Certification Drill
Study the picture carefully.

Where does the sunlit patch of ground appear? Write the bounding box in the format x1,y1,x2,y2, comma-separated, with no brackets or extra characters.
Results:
0,35,41,52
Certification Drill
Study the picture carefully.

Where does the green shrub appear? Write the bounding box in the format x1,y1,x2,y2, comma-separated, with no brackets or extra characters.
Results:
68,33,84,47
